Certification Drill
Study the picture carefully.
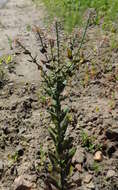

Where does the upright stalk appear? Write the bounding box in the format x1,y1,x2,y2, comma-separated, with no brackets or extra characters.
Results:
15,19,89,190
56,21,60,67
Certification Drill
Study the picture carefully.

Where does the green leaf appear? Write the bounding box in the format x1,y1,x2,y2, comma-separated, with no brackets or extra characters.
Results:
69,165,74,176
48,175,61,190
50,127,57,135
60,114,69,137
6,35,13,50
48,109,58,126
48,151,58,166
48,128,57,144
47,107,56,117
68,147,76,159
5,55,12,64
44,87,52,96
61,107,69,121
0,58,3,65
26,24,31,31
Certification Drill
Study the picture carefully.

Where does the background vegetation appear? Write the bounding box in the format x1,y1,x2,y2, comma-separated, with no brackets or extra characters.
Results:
34,0,118,32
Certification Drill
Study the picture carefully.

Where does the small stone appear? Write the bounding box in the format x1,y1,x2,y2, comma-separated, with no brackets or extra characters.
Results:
18,127,26,135
106,170,116,179
16,145,24,156
75,164,82,172
72,172,82,186
13,175,32,190
72,146,86,164
86,182,95,189
84,174,93,184
94,151,103,162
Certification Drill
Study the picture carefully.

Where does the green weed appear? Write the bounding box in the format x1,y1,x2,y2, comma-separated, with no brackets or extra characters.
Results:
81,130,102,153
81,130,95,152
34,0,118,32
36,144,47,173
6,35,13,50
92,161,101,173
0,54,13,87
15,18,89,189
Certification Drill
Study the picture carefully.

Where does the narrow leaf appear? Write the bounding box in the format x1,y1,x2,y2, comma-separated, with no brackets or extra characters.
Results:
48,128,57,144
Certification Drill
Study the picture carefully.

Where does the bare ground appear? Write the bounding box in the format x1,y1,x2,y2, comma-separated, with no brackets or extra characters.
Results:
0,0,47,189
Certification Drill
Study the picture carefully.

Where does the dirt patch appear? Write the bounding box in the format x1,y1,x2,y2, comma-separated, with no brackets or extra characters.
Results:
0,0,45,83
0,1,47,189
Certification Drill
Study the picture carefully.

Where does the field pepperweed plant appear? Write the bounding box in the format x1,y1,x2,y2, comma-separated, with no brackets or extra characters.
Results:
15,18,90,190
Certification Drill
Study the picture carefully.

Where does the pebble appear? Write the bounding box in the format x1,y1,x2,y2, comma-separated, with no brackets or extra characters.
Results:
86,181,95,189
75,164,82,172
13,175,32,190
72,172,82,186
106,170,116,179
18,127,26,135
84,174,93,184
94,151,103,162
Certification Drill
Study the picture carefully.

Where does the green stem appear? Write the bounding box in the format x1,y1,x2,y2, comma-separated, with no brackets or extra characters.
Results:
56,21,60,67
78,12,90,52
55,83,65,190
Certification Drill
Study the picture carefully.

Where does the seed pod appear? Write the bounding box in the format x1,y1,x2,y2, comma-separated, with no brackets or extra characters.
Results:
67,48,73,60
